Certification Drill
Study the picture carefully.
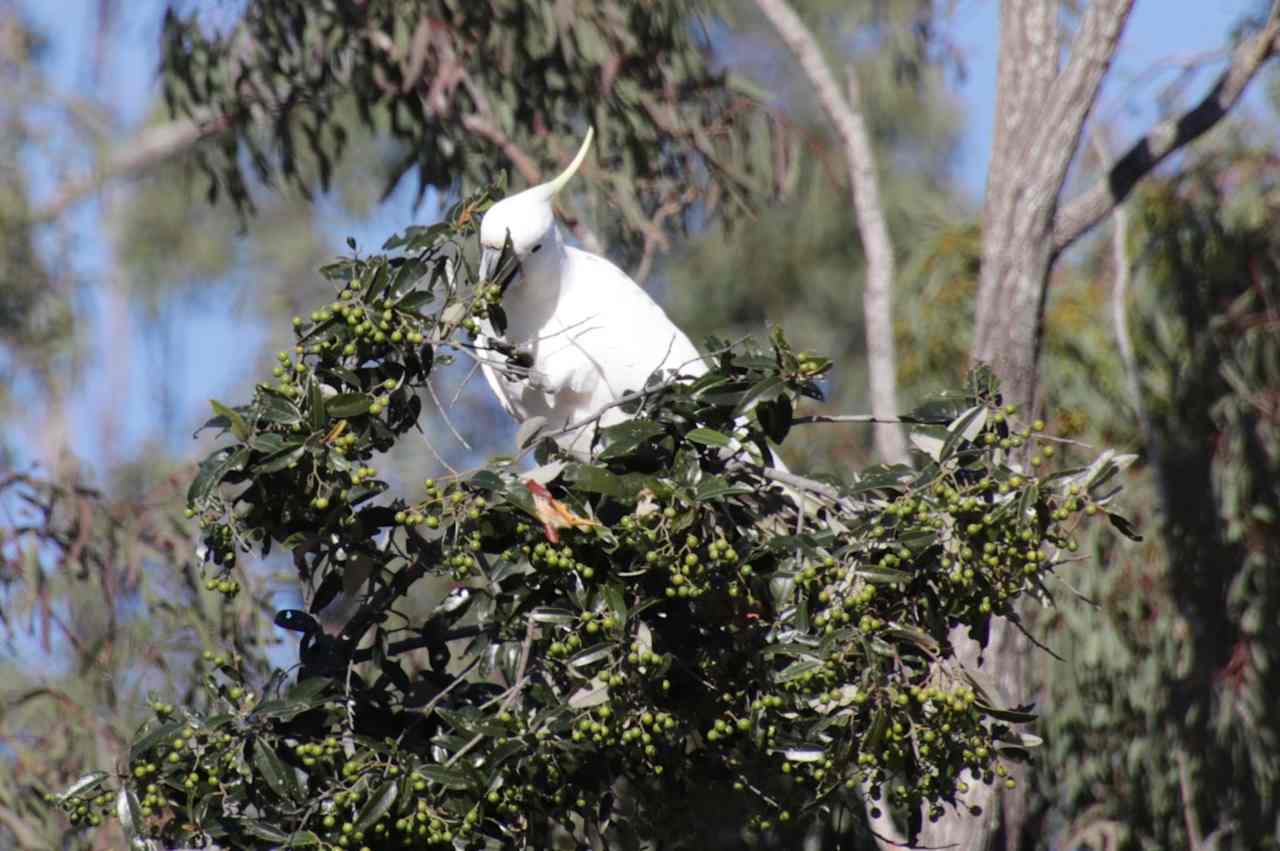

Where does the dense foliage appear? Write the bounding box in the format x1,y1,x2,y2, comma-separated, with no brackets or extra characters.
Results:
1024,162,1280,851
160,0,787,266
47,188,1132,848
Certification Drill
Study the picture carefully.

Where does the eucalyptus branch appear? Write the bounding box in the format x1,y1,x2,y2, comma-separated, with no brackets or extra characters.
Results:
1053,2,1280,253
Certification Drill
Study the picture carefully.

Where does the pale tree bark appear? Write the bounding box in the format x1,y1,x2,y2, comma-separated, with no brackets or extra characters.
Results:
949,3,1280,851
753,0,909,467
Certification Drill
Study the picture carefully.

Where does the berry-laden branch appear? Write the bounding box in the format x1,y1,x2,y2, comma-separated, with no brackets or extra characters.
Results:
53,187,1138,849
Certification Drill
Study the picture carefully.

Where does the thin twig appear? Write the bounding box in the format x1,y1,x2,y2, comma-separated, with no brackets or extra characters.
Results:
425,376,471,452
451,359,483,407
445,620,536,768
1175,749,1206,851
415,421,460,477
793,413,911,425
417,658,481,720
759,466,842,502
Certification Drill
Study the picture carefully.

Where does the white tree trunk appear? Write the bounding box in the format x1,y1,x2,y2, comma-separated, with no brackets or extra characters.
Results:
753,0,908,467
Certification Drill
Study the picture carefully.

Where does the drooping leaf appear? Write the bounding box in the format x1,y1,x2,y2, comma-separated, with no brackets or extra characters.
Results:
253,739,301,801
353,780,398,833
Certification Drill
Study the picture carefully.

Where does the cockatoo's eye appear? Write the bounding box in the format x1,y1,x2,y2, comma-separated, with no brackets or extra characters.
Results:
530,243,543,254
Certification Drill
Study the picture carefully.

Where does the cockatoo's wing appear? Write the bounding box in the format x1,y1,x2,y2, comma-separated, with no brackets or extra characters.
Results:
551,248,705,395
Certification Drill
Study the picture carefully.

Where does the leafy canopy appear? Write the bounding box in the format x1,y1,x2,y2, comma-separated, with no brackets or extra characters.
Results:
53,187,1134,848
160,0,786,265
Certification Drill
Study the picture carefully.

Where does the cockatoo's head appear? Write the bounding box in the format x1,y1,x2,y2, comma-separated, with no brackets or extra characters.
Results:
478,127,594,289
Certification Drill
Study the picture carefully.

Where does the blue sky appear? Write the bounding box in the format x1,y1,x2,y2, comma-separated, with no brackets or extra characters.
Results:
11,0,1269,472
950,0,1255,200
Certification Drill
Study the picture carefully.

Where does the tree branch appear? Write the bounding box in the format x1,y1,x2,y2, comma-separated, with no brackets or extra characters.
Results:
1091,134,1146,435
752,0,907,466
31,112,235,223
1053,3,1280,253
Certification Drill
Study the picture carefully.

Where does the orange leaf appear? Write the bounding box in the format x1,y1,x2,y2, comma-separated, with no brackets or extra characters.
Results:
525,480,599,544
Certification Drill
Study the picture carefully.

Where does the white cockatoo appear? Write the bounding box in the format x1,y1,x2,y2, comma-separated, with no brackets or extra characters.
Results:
475,127,790,480
475,128,708,458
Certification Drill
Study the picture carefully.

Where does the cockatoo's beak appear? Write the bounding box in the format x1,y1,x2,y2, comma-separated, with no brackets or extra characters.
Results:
477,246,500,284
479,239,520,293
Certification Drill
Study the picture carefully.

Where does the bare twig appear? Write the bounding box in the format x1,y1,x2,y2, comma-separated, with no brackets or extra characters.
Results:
752,0,907,466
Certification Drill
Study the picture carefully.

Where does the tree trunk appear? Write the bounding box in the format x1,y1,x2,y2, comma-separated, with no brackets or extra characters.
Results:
924,2,1136,849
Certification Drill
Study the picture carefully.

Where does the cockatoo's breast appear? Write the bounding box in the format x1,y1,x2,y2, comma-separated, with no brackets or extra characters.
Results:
480,245,708,459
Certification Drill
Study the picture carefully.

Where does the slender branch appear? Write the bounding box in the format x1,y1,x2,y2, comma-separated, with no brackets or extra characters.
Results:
1053,3,1280,253
1091,135,1146,434
758,466,842,502
351,623,490,664
1175,749,1206,851
425,375,471,451
793,413,908,425
445,620,536,769
31,111,236,223
537,376,685,445
752,0,906,465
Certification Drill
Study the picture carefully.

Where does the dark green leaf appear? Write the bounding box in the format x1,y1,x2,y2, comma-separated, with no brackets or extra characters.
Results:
597,419,665,460
210,399,250,441
116,785,143,842
755,395,792,444
250,432,290,453
326,393,374,418
130,720,184,760
394,290,435,312
253,739,301,801
257,391,303,425
417,765,473,789
254,444,306,474
1106,512,1143,541
307,380,325,432
973,702,1038,724
775,659,823,683
566,643,615,669
469,470,503,491
529,607,578,625
354,780,398,833
239,819,293,842
58,771,108,801
603,582,627,622
694,476,756,502
187,446,251,504
566,465,658,500
908,393,975,423
685,427,732,448
732,376,783,417
939,405,988,460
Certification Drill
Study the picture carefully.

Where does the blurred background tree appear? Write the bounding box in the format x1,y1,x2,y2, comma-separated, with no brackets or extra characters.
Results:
2,0,1278,848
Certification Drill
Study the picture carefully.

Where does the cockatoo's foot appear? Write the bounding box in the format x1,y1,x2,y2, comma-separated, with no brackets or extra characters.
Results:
564,364,599,395
535,359,599,398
